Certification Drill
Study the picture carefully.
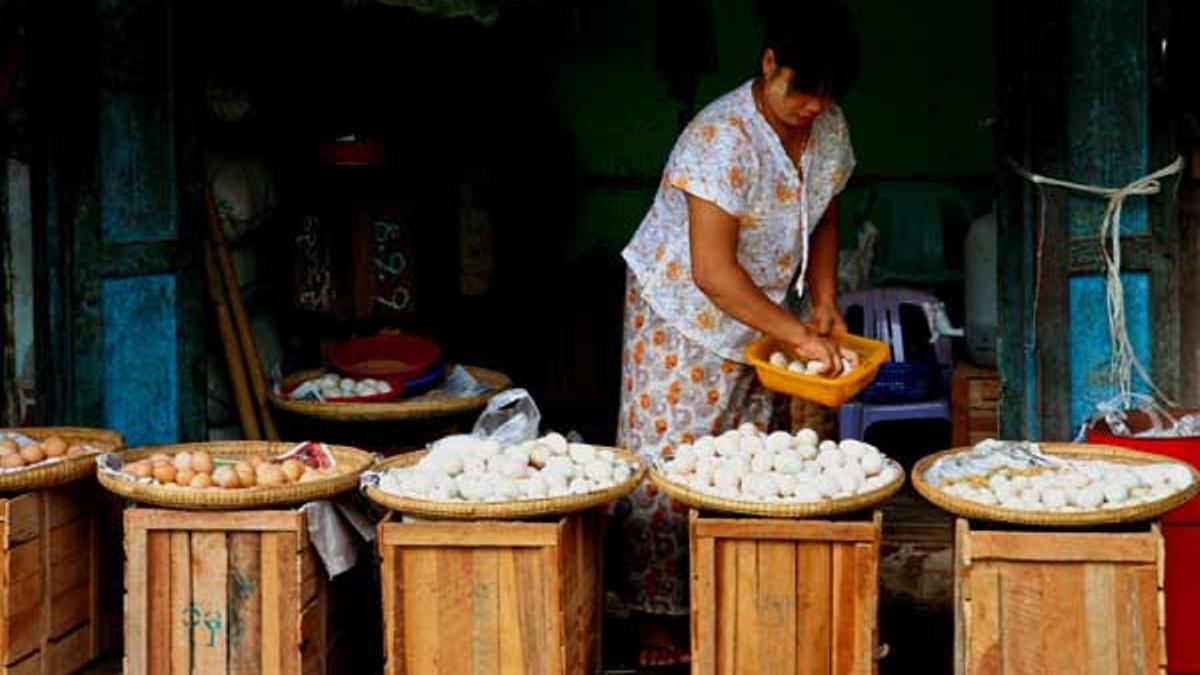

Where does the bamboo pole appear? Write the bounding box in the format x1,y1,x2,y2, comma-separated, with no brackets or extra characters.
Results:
204,188,279,440
203,237,262,440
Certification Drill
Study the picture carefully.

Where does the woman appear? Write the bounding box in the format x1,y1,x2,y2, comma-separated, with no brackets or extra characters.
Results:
612,1,860,666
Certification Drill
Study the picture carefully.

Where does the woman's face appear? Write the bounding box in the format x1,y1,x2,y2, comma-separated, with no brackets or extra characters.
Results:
760,49,834,128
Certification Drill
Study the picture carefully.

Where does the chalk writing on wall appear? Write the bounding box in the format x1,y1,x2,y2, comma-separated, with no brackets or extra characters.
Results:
370,219,414,315
295,214,335,312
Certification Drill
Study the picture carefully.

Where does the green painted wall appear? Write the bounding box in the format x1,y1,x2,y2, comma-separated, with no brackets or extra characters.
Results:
552,0,997,276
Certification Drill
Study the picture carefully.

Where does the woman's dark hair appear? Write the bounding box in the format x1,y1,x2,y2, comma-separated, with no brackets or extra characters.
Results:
755,0,860,100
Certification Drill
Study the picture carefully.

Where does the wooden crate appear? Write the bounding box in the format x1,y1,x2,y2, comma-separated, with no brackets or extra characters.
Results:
123,508,346,675
951,363,1000,446
954,519,1166,675
689,509,882,674
378,510,601,674
0,482,106,675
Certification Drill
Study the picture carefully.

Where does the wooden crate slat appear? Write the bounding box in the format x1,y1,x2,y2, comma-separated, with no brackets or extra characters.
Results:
125,511,150,675
191,531,230,674
541,534,565,675
380,541,401,675
756,541,797,673
965,566,1000,673
4,651,38,675
715,539,738,674
4,493,42,548
733,540,758,673
125,509,302,533
45,621,93,674
146,531,172,675
999,562,1045,673
168,532,192,675
694,519,878,542
228,532,262,675
689,511,717,675
795,541,831,675
969,531,1157,563
438,549,478,674
381,522,559,548
496,549,528,673
830,542,855,674
400,547,442,672
1041,563,1088,673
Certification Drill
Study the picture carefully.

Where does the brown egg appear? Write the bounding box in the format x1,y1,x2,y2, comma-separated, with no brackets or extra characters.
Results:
1,454,26,469
281,459,306,484
189,473,213,489
247,455,265,467
126,461,153,479
174,468,195,487
152,463,177,485
0,440,19,455
20,444,45,464
256,464,285,488
42,436,67,457
298,468,323,483
191,451,214,474
212,466,240,489
234,463,256,488
66,445,87,458
173,452,193,471
149,453,171,465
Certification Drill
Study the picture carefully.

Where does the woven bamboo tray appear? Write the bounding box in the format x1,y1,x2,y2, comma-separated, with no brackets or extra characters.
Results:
912,442,1200,526
0,426,124,492
270,365,511,422
97,441,374,510
363,447,646,519
647,459,905,518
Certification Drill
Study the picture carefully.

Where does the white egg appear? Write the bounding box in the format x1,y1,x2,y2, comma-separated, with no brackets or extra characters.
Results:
548,484,570,497
769,352,789,368
802,461,824,477
543,456,576,480
612,463,633,483
726,456,752,479
584,459,613,482
839,439,872,459
804,361,827,375
775,473,797,495
674,445,696,464
738,422,759,436
818,440,839,455
788,361,808,374
795,428,820,447
814,474,838,498
688,474,713,491
993,483,1017,502
598,449,615,464
774,453,804,475
542,433,569,455
693,437,716,458
523,475,549,499
715,434,740,457
751,452,775,474
1103,482,1129,504
666,456,696,475
339,378,356,393
796,442,818,460
743,473,778,498
403,472,434,496
859,452,883,476
793,484,822,502
831,468,860,494
568,478,595,495
816,449,843,469
1041,488,1068,510
713,469,739,490
529,443,551,468
477,440,502,460
1165,464,1193,490
739,435,765,456
1072,486,1104,509
695,456,719,477
766,431,793,453
504,445,531,467
568,444,597,464
544,471,569,491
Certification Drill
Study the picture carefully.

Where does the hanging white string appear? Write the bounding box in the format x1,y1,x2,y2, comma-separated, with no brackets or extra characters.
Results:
1006,155,1184,407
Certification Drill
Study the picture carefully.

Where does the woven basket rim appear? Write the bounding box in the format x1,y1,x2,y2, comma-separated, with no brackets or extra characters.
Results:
0,427,125,492
911,442,1200,527
647,459,906,519
362,447,646,520
97,441,375,510
269,365,511,422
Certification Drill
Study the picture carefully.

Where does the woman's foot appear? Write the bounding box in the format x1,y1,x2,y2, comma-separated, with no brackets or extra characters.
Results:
637,614,691,668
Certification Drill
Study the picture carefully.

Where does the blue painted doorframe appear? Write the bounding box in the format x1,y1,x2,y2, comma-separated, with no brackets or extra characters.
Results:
998,0,1180,440
34,0,205,445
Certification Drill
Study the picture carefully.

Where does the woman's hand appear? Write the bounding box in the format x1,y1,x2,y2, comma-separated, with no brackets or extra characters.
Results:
808,301,847,338
786,325,844,376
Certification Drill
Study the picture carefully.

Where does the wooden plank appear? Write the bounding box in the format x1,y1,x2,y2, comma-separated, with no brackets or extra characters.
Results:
831,543,858,674
4,493,41,547
694,519,878,543
853,541,877,675
1083,564,1119,675
124,513,150,675
46,620,93,674
541,534,564,675
380,522,559,548
227,532,261,675
954,520,967,675
795,541,831,675
733,540,758,674
299,548,320,606
191,532,229,675
4,651,40,675
7,538,40,583
690,512,716,674
968,532,1156,563
514,548,550,674
380,540,401,675
402,547,442,672
435,549,476,675
998,562,1044,674
715,540,737,674
126,509,301,533
169,532,192,675
1041,563,1088,675
1128,565,1160,675
260,533,282,675
756,541,797,674
147,532,173,675
966,566,1000,674
497,549,528,674
276,533,301,675
44,485,86,529
48,581,91,638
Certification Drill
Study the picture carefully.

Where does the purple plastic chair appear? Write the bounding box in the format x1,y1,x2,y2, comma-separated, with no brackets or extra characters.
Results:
837,288,952,441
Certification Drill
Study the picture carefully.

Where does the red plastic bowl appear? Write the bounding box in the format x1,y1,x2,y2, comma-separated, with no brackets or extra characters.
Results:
329,334,442,381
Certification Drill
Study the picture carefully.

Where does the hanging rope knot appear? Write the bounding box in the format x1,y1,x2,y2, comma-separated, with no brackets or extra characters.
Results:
1007,156,1184,408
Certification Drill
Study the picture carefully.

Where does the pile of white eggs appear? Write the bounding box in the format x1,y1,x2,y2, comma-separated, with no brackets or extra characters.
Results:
768,349,858,377
377,432,636,502
926,440,1195,512
660,423,899,503
290,373,393,400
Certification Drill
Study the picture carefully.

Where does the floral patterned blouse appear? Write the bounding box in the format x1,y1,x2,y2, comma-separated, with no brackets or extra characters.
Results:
622,79,856,363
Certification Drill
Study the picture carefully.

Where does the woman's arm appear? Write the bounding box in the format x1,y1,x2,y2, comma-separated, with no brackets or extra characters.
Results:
687,193,843,373
805,196,847,336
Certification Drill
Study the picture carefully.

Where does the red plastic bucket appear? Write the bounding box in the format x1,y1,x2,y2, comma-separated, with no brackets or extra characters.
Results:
1087,409,1200,674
